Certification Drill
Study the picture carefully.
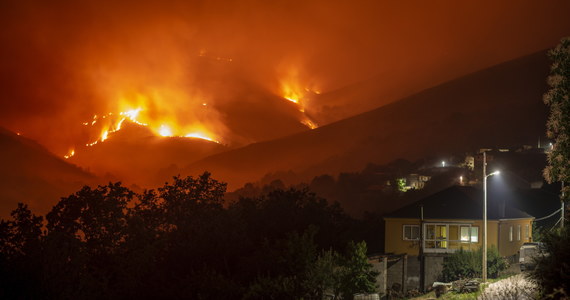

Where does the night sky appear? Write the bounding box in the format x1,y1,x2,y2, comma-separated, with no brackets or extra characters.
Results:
1,0,570,156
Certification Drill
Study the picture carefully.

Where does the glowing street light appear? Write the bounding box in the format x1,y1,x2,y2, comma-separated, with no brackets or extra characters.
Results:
482,151,499,283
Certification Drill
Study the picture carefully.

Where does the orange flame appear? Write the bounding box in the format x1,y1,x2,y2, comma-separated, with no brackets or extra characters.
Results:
78,95,221,154
278,69,320,129
82,106,220,146
282,83,303,104
64,149,75,159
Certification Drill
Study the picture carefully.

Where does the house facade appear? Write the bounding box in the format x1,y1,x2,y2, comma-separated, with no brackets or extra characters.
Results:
385,217,532,257
377,186,534,292
384,185,533,257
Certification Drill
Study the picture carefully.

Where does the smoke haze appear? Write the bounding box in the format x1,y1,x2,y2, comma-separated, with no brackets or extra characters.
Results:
1,0,570,155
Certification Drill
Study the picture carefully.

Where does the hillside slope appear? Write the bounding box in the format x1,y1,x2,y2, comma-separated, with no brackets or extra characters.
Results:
183,51,551,189
0,128,96,218
69,122,229,186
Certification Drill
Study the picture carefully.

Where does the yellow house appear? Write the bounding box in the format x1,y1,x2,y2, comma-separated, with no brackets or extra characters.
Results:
384,186,534,257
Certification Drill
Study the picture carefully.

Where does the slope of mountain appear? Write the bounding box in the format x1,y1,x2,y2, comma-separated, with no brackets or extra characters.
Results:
190,57,313,145
182,51,551,189
64,57,314,187
68,122,229,187
0,127,96,218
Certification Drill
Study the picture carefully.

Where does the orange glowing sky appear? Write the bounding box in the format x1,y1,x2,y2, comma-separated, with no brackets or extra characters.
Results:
1,0,570,155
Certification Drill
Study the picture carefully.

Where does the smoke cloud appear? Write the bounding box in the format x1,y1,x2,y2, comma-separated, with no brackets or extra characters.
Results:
1,0,570,155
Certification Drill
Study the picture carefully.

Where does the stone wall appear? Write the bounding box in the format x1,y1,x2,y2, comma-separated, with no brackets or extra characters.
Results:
369,253,447,296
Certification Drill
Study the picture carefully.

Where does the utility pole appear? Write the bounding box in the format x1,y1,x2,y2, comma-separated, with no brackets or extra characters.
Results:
562,181,565,229
419,205,424,292
481,152,499,283
483,151,487,283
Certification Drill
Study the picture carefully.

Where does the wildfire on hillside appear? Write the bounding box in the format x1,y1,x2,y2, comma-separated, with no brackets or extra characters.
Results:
64,149,75,159
84,107,219,144
2,0,570,160
62,91,222,158
59,56,322,159
278,67,320,130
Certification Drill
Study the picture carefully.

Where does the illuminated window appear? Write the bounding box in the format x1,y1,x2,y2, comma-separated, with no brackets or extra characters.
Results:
517,225,521,241
437,225,447,248
509,226,513,242
460,226,470,241
471,226,479,243
525,224,530,239
459,226,478,242
424,224,447,249
423,223,478,252
403,225,419,240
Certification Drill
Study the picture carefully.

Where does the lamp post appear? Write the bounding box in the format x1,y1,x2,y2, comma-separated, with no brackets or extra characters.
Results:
482,151,500,283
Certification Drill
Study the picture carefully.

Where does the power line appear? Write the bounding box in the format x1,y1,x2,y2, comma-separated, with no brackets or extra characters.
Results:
550,217,563,231
535,208,563,221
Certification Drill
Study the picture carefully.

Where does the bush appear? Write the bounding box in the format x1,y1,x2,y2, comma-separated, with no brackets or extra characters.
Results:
529,226,570,298
441,247,507,282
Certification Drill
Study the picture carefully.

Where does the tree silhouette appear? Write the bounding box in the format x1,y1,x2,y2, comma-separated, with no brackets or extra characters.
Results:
0,203,43,298
0,172,374,299
544,37,570,202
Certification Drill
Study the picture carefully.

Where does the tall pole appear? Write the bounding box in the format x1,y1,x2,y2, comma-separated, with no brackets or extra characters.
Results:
482,151,488,283
562,181,565,229
419,205,424,292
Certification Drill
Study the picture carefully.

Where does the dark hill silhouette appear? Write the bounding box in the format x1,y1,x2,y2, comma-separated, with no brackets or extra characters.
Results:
0,127,96,218
182,51,550,190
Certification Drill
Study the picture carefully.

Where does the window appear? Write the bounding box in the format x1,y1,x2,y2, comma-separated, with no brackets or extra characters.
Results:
460,226,470,241
525,224,530,239
509,226,513,242
460,226,478,242
423,223,478,253
470,226,479,243
403,225,419,240
517,225,521,241
425,224,447,249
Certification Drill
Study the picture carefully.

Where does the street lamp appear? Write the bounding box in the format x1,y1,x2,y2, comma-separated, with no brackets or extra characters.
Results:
482,151,499,283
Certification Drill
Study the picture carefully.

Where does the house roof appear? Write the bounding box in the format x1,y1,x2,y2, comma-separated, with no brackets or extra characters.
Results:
385,185,533,220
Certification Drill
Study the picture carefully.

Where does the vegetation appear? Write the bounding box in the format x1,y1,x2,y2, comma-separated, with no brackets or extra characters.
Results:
231,158,472,218
441,247,507,282
529,226,570,299
411,274,538,300
0,172,379,299
543,37,570,202
533,37,570,299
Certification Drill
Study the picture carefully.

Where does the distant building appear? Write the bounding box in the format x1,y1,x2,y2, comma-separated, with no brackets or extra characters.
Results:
463,155,474,171
405,174,431,190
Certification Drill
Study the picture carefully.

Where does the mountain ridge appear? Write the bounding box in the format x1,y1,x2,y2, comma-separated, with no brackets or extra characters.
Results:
181,50,551,189
0,127,96,217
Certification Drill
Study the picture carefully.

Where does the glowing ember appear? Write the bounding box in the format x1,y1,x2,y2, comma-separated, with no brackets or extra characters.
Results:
158,125,173,137
101,131,109,142
185,132,220,143
64,149,75,159
301,118,318,130
121,108,142,121
282,84,302,104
